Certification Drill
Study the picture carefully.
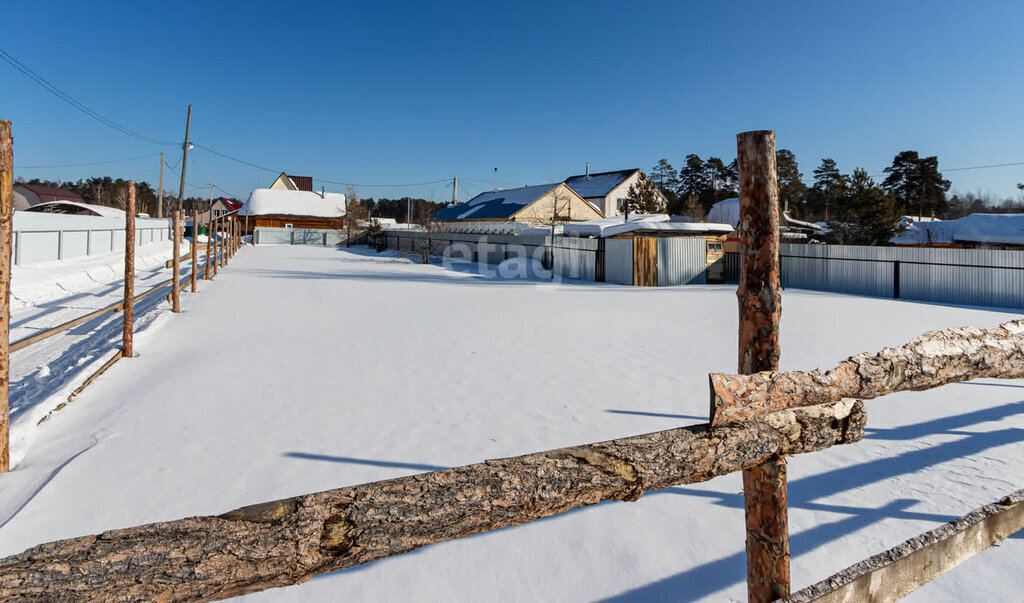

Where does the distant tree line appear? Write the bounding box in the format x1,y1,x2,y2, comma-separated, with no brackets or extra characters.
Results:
15,176,215,216
649,151,1024,245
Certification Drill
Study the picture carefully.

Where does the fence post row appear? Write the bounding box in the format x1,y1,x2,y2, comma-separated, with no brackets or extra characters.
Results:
122,182,136,358
736,130,789,602
0,120,13,472
205,216,212,279
171,211,181,313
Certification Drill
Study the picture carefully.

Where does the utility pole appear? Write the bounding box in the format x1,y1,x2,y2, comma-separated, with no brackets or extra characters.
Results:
176,105,192,216
453,175,458,204
157,152,164,219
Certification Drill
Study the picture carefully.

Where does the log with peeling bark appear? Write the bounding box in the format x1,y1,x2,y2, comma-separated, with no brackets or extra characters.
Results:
0,400,865,602
710,320,1024,426
783,488,1024,603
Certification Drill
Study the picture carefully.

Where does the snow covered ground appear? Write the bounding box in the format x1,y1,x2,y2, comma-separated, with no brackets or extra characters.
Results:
0,244,1022,601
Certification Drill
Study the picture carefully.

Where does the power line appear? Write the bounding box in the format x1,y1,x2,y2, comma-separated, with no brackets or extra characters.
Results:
18,152,161,169
316,177,452,188
0,46,176,146
191,143,279,173
942,161,1024,172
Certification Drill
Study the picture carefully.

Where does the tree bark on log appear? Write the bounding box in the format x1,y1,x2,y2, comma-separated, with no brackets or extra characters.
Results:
736,129,789,602
711,319,1024,426
0,401,865,602
783,488,1024,603
0,120,13,473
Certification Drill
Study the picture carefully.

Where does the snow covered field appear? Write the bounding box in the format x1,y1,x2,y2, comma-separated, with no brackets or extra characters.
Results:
0,244,1022,601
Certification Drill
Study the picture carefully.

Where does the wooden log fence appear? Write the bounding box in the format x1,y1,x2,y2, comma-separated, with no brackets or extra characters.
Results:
171,210,181,313
710,320,1024,426
0,400,866,601
0,128,1016,601
784,488,1024,602
0,119,12,473
736,130,789,601
191,209,198,293
122,182,135,357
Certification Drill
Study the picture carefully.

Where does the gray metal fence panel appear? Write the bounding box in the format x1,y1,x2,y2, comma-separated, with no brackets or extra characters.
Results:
605,239,633,285
658,237,706,286
553,237,597,281
778,244,1024,308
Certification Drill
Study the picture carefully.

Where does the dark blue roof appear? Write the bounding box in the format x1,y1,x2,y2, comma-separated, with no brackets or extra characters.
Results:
432,184,559,221
564,169,639,198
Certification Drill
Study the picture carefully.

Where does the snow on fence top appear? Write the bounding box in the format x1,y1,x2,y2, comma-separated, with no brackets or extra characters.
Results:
563,214,733,237
239,188,347,218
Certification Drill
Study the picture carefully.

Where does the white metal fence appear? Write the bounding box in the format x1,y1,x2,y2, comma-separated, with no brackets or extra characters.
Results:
13,221,170,266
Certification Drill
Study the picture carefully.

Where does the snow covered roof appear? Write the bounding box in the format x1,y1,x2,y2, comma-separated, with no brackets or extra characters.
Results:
563,214,732,238
431,184,559,221
563,214,669,237
24,200,126,218
564,169,638,199
890,213,1024,246
238,188,347,218
705,198,739,228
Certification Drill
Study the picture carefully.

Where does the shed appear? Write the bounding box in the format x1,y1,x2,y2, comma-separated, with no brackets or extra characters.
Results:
430,183,603,234
238,188,347,233
565,215,732,286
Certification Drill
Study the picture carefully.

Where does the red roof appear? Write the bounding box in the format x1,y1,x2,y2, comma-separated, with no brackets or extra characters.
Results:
287,175,314,192
17,184,84,204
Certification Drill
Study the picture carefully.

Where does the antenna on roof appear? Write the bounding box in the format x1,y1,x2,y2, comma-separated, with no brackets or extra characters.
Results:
586,162,590,179
493,168,497,192
321,185,325,199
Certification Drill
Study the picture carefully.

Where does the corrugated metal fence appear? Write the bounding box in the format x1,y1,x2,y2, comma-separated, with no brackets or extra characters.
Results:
725,244,1024,308
658,237,708,286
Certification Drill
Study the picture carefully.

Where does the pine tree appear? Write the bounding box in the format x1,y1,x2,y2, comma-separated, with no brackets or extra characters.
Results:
805,158,847,222
677,154,708,206
650,160,679,194
704,157,737,204
827,168,898,245
775,149,805,215
623,177,664,218
881,151,951,218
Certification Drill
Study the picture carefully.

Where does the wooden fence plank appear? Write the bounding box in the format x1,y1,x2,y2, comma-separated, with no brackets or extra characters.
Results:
783,489,1024,603
710,319,1024,426
0,400,865,602
736,129,788,602
122,183,135,358
0,119,12,472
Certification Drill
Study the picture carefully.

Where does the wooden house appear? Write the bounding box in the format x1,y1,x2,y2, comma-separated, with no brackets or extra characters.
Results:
238,188,347,234
269,172,315,192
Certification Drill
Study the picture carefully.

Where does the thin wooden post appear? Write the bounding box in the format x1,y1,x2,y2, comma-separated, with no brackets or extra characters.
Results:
171,210,181,313
0,120,13,472
736,130,788,602
123,182,136,358
204,214,211,280
212,218,219,276
190,209,198,292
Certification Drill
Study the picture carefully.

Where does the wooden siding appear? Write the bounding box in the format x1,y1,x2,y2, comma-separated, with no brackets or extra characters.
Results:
241,215,338,233
633,237,658,286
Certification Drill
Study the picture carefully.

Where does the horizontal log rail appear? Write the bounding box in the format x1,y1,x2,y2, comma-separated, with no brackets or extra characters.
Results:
784,488,1024,602
0,400,865,601
9,258,218,354
710,320,1024,426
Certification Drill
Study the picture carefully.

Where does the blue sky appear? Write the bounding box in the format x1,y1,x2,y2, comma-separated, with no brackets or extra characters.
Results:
3,0,1022,202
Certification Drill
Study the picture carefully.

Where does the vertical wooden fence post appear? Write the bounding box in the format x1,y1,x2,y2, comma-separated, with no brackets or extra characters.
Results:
212,218,219,276
204,215,211,280
0,120,13,472
191,210,198,292
123,182,136,358
171,210,181,313
736,130,788,602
